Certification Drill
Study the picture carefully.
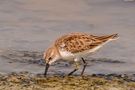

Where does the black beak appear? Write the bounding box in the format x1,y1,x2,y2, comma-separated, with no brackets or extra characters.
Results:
44,63,50,77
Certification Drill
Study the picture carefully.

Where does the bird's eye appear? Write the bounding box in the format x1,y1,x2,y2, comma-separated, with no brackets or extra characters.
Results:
48,57,52,60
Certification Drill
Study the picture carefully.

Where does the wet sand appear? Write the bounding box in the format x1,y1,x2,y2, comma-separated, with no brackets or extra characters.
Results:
0,0,135,89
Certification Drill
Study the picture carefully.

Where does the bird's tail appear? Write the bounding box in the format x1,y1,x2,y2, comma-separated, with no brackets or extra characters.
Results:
92,33,119,42
108,33,119,40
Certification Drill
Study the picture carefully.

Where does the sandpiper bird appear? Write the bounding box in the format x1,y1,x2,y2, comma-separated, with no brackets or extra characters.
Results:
43,32,119,76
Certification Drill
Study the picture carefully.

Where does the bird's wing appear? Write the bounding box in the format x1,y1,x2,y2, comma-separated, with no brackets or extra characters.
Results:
55,33,103,53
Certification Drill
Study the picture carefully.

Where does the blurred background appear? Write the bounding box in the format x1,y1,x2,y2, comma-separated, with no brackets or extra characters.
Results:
0,0,135,75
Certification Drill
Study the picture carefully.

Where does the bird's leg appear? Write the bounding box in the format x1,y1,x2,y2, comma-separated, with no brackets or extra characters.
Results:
68,61,80,76
81,58,87,76
44,63,50,77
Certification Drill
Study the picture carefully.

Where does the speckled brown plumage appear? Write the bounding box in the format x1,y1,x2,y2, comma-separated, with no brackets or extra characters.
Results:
55,32,118,53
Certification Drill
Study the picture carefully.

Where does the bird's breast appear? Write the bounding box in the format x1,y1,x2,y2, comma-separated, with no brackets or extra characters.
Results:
59,50,74,60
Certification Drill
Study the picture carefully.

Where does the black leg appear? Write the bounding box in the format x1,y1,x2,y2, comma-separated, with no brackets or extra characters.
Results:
44,63,50,77
68,62,80,76
81,58,87,75
68,68,78,76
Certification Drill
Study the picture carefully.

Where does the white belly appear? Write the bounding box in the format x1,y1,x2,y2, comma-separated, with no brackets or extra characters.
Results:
59,45,102,60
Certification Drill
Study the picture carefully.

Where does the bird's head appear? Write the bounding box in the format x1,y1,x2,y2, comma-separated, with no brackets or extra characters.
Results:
43,46,60,76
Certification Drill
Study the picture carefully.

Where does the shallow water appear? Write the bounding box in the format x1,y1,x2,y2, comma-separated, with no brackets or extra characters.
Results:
0,0,135,75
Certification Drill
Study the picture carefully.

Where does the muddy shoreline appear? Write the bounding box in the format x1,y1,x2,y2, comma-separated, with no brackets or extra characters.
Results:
0,72,135,90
